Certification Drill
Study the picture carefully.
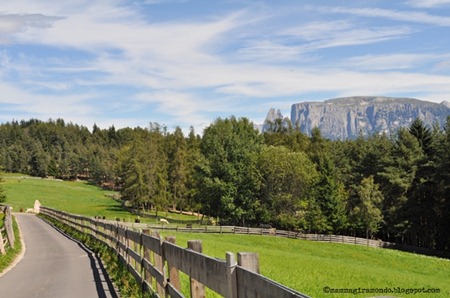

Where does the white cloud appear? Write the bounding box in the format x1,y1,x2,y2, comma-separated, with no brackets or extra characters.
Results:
407,0,450,8
320,6,450,26
0,13,62,43
343,53,446,70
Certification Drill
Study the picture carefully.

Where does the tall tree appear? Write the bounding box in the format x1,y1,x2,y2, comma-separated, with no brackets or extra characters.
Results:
185,127,202,212
405,119,439,247
378,128,422,242
308,127,348,233
199,117,262,225
258,145,318,230
352,176,384,239
117,137,149,212
167,127,187,210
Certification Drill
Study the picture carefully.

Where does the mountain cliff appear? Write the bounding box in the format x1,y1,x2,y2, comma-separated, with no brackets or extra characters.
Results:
266,96,450,140
261,108,291,132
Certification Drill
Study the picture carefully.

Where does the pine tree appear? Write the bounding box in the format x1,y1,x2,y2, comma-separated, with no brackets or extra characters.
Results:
378,128,422,242
167,127,187,210
353,176,384,239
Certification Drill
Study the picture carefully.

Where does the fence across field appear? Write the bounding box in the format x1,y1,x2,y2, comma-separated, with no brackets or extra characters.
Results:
40,207,309,298
93,222,387,249
0,204,15,255
108,222,449,259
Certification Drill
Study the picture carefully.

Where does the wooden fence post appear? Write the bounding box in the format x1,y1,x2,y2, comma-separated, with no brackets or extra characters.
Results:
226,252,238,298
0,230,5,254
126,230,131,265
165,236,181,292
237,252,260,274
141,229,153,290
152,231,166,297
4,206,15,249
188,240,205,298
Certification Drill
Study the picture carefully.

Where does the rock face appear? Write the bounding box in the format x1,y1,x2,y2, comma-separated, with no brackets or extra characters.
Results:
261,108,291,133
290,96,450,140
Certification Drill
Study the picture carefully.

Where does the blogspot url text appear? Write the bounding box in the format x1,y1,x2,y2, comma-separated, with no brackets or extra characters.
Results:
323,286,440,295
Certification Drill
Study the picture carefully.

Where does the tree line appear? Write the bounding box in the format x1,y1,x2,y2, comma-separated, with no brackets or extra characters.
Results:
0,117,449,252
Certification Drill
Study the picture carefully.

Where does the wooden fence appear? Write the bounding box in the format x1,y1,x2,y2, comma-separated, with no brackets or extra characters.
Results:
40,207,309,298
93,222,385,248
0,204,15,255
83,219,450,259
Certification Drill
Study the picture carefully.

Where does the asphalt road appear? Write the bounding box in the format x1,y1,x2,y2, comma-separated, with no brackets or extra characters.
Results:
0,214,118,298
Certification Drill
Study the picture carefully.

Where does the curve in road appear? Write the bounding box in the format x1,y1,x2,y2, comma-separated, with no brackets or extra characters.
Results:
0,213,118,298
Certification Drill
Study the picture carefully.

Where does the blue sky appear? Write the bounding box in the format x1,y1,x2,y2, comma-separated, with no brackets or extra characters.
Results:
1,0,450,133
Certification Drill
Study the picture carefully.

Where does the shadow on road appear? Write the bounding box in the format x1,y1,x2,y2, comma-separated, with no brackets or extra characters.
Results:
38,217,119,298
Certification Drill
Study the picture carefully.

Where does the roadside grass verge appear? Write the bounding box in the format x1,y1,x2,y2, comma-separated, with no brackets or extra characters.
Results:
0,216,22,274
159,232,450,298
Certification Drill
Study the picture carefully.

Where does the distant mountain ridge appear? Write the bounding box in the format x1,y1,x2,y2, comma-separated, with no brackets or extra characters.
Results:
262,96,450,140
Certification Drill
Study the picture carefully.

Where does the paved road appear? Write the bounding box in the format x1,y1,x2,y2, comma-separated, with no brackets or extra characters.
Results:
0,214,118,298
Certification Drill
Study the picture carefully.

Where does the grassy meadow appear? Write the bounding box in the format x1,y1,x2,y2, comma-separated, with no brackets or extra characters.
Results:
2,173,449,297
1,173,196,223
2,173,132,220
161,232,450,297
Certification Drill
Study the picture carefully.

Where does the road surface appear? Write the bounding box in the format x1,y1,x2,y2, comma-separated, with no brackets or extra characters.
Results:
0,214,118,298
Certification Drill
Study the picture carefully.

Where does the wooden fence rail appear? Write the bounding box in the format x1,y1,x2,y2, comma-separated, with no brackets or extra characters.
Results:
107,222,449,259
40,206,310,298
0,204,15,255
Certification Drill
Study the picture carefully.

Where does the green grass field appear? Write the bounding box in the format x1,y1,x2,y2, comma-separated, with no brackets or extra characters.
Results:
2,173,449,297
2,173,198,223
160,232,450,297
2,173,133,220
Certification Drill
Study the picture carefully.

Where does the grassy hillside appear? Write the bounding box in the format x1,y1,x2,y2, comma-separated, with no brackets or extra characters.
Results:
2,173,449,297
2,173,132,220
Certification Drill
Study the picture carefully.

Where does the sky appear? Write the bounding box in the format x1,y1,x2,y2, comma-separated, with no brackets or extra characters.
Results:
1,0,450,133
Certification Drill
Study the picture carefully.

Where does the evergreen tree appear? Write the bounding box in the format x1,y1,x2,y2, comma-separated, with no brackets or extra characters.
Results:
378,128,422,242
353,176,384,239
167,127,187,210
117,137,149,211
184,127,202,213
405,119,439,247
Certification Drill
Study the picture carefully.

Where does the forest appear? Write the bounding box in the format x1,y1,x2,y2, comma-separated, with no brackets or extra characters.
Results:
0,116,449,253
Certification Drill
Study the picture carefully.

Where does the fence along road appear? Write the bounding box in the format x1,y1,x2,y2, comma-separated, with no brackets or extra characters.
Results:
0,213,118,298
41,206,310,298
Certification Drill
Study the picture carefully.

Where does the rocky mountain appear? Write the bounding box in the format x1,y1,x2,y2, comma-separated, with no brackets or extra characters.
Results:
264,96,450,140
261,108,291,132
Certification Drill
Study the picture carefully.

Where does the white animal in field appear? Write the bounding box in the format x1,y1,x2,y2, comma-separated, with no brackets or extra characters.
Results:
26,208,34,213
160,218,169,225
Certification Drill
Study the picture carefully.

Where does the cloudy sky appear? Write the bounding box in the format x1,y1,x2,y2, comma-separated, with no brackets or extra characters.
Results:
1,0,450,133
